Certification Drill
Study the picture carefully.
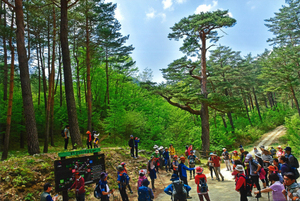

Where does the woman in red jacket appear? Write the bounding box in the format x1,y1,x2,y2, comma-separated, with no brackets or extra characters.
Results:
195,166,210,201
86,131,92,149
235,165,247,201
69,172,85,201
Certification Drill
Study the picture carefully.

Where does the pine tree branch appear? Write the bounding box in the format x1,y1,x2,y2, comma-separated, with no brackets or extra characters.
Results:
67,0,79,9
1,0,15,9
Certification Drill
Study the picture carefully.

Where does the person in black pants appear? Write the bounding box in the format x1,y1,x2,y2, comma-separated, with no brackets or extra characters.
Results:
235,165,248,201
245,153,261,198
134,137,140,158
64,125,70,150
128,135,135,158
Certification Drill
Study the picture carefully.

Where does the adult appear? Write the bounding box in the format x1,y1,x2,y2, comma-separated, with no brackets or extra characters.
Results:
178,156,195,199
282,172,300,201
147,156,157,191
120,162,133,194
163,147,170,172
117,165,130,201
164,174,191,201
98,172,114,201
276,145,285,158
195,167,210,201
152,149,160,173
128,135,135,158
245,153,261,198
240,148,245,164
69,172,85,201
172,155,179,176
254,173,285,201
255,152,267,189
273,158,282,173
188,150,199,179
253,147,259,154
262,149,273,187
86,131,92,149
222,148,232,171
40,183,58,201
279,156,290,177
211,153,224,181
235,165,247,201
188,144,193,156
134,137,140,158
207,153,216,180
169,144,175,159
185,145,189,157
138,179,154,201
64,125,70,150
285,147,299,178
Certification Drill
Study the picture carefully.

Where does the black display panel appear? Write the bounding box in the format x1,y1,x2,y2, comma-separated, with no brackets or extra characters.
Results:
54,153,105,192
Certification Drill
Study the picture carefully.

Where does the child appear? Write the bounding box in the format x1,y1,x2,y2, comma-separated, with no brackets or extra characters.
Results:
93,133,99,148
172,155,179,176
195,167,210,201
120,162,133,194
138,179,154,201
137,169,148,190
86,131,92,149
117,165,130,201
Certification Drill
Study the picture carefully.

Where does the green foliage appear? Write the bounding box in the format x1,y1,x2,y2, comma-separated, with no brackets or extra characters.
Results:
285,114,300,156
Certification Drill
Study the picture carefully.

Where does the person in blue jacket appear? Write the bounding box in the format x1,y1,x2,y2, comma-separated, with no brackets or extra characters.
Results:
163,147,170,172
138,179,154,201
178,156,195,199
164,174,191,200
135,137,140,158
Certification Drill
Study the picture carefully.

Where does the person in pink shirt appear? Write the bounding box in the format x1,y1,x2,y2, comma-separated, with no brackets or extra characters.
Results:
276,145,285,158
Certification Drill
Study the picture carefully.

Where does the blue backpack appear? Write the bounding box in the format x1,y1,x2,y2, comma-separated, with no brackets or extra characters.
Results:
119,173,130,189
138,186,151,201
94,182,102,199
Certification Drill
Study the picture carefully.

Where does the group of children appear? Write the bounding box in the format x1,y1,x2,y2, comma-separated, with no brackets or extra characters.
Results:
85,130,99,149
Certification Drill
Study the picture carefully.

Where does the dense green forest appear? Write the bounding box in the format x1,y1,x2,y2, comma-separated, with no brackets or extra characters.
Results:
1,0,300,160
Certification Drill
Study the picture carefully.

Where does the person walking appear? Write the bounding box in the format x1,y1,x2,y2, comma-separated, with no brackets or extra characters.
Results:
207,153,216,180
195,167,210,201
245,153,262,198
86,131,92,149
134,137,140,158
235,165,248,201
163,147,170,172
222,148,232,171
137,169,148,190
128,135,135,158
98,172,115,201
147,156,157,192
178,156,195,198
119,162,133,194
164,174,191,201
172,155,179,176
69,172,85,201
64,125,70,150
138,179,154,201
211,153,224,181
40,183,58,201
282,172,300,201
169,144,175,159
117,165,130,201
188,150,199,179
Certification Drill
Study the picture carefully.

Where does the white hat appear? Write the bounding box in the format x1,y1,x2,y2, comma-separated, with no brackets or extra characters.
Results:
245,153,252,160
153,145,158,149
223,148,226,150
155,149,159,153
159,146,164,150
139,169,146,175
235,164,244,172
277,145,282,148
94,133,99,137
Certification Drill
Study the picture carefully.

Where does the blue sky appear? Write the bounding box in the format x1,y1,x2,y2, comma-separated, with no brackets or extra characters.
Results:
104,0,286,83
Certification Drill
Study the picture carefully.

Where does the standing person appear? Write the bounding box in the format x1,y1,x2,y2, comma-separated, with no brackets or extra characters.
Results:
128,135,135,158
119,162,133,194
185,145,189,157
245,153,262,198
134,137,140,158
240,148,245,164
195,167,210,201
137,169,148,190
254,173,285,201
279,156,291,176
270,147,276,157
138,179,154,201
69,172,85,201
262,149,273,187
158,146,164,170
64,125,70,150
253,147,259,154
93,133,99,148
147,156,157,192
282,172,300,201
86,131,92,149
207,153,216,180
172,155,179,176
164,174,191,201
285,147,300,178
235,165,248,201
163,147,170,172
98,172,115,201
169,144,175,159
178,156,195,199
222,148,232,171
152,149,160,173
40,183,58,201
188,144,193,156
117,165,130,201
232,151,240,168
255,153,267,188
212,153,224,181
276,145,285,158
188,150,199,179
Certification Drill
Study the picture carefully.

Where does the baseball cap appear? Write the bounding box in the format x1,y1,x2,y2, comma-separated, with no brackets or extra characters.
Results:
245,153,253,160
284,147,291,151
130,135,133,137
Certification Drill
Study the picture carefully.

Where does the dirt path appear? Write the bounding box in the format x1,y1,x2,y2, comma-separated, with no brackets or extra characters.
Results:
155,125,287,201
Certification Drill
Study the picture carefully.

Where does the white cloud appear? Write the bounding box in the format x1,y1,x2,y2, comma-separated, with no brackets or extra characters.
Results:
176,0,187,3
115,6,124,21
162,0,173,10
159,13,166,22
146,8,156,19
195,0,218,14
227,12,233,17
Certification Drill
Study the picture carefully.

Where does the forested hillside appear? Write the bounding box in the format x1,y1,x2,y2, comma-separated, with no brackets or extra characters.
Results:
1,0,300,160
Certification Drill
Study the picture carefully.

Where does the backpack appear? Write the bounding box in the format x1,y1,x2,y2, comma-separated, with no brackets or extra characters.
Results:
288,154,299,168
198,178,208,193
138,186,151,201
61,129,65,137
238,175,252,192
189,155,196,164
94,182,102,199
172,181,187,201
119,173,129,190
270,148,276,156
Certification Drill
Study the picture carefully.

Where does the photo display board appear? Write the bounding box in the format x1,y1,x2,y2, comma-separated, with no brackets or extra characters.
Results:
54,153,105,192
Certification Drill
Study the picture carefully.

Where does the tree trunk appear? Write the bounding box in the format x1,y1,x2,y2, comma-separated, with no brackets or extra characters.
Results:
60,0,82,148
105,49,110,106
2,3,8,101
39,41,47,110
264,96,268,108
291,86,300,117
86,12,92,131
2,12,15,160
15,0,40,155
253,87,262,121
241,90,252,126
267,92,273,109
221,114,227,129
59,44,63,107
37,36,41,106
224,89,234,132
249,93,254,111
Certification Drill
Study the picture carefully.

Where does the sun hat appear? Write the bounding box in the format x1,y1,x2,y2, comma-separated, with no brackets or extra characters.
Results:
180,156,186,161
86,131,91,134
233,150,238,154
165,147,168,150
255,153,262,158
159,146,164,150
155,150,159,154
223,148,226,150
139,169,146,175
277,145,282,148
117,165,124,171
195,166,203,174
235,164,244,172
174,155,178,159
153,145,158,149
268,165,278,172
210,152,214,155
245,153,253,160
100,172,108,180
259,145,265,149
121,162,126,166
170,174,179,181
